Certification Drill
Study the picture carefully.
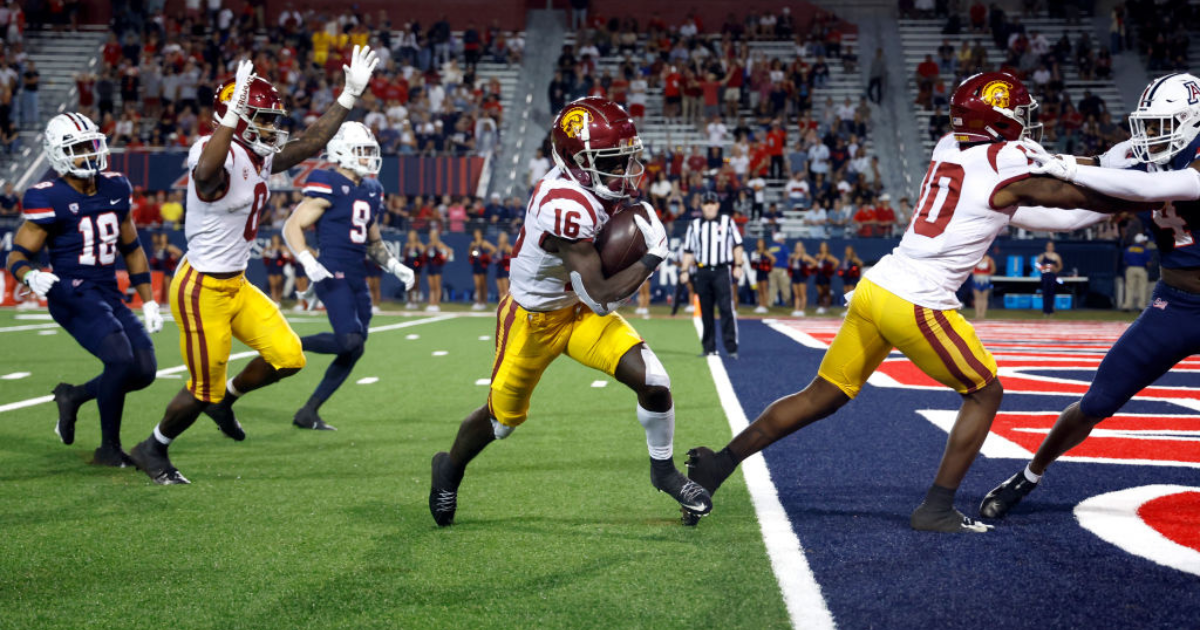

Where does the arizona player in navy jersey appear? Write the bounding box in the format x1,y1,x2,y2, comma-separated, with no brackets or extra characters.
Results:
982,72,1200,518
283,122,415,430
5,112,164,467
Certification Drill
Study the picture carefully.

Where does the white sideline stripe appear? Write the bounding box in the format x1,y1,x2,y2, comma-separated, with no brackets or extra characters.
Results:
0,323,60,333
1,372,31,380
764,319,829,350
694,318,835,630
38,330,57,335
474,378,490,386
356,377,379,385
0,315,454,415
590,380,608,388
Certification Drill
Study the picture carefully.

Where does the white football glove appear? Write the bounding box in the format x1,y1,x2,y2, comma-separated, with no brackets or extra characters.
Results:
219,59,255,129
22,268,58,298
296,250,333,284
1029,152,1078,182
1098,139,1137,170
141,300,164,334
338,45,380,109
386,259,416,291
632,204,669,263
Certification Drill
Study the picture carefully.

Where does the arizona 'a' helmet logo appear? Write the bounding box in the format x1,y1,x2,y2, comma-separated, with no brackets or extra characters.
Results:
560,108,588,139
981,80,1012,109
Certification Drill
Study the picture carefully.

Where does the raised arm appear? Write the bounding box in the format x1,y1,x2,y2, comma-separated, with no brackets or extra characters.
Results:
273,46,378,173
196,61,255,199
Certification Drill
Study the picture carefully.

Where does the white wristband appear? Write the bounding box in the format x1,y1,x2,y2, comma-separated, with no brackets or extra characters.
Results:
218,108,241,129
337,91,357,110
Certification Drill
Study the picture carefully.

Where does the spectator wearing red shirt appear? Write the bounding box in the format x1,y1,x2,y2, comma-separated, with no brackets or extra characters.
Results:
874,194,897,237
916,54,939,105
662,66,682,120
765,120,787,179
683,145,708,180
854,203,879,237
723,60,744,119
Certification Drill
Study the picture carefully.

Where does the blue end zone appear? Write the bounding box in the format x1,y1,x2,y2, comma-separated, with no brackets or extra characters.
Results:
720,320,1200,629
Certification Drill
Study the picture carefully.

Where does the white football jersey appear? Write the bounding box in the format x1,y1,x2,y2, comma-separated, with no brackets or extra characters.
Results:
509,167,611,312
866,134,1033,310
183,137,274,273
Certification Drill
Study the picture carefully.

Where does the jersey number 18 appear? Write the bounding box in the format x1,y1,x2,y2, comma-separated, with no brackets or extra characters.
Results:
78,212,120,266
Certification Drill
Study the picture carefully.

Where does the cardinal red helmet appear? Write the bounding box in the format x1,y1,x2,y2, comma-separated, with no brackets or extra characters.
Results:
550,97,644,200
213,75,290,156
950,71,1041,143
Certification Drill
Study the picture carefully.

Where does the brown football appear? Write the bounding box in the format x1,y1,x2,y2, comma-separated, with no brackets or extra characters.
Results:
595,201,652,278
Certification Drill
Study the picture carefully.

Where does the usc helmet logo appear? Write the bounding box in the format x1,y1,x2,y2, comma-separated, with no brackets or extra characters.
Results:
218,82,236,103
560,108,588,139
980,80,1012,109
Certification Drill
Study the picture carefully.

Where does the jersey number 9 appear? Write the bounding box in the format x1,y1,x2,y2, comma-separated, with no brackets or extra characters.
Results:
350,200,371,244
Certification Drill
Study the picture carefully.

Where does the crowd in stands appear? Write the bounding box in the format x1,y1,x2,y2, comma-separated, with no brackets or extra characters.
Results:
911,1,1128,159
71,4,521,157
0,0,30,153
553,6,892,238
1121,0,1195,71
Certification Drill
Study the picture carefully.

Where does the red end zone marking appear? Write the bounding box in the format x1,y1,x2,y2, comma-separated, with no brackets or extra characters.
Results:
993,413,1200,465
1139,491,1200,553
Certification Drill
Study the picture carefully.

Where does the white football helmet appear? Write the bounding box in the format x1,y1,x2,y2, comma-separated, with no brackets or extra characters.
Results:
326,121,381,177
1129,73,1200,165
44,113,109,178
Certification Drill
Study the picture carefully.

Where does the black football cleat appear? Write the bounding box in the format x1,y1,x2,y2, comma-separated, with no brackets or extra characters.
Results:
129,439,190,485
91,445,134,468
652,460,713,525
53,382,84,445
205,402,245,441
682,447,736,526
980,471,1039,519
429,451,460,527
293,406,336,431
911,503,993,533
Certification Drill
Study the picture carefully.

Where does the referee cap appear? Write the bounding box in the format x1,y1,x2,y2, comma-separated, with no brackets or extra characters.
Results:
701,191,720,204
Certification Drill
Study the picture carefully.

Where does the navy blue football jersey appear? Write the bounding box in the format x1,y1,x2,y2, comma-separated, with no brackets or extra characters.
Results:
301,168,383,273
22,173,133,285
1133,135,1200,269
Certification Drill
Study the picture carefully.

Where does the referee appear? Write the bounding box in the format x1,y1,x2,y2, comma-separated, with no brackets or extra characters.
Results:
680,191,744,357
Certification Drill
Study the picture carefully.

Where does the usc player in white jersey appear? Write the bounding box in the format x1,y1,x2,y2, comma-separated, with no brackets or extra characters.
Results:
129,48,379,485
429,97,712,526
684,72,1152,532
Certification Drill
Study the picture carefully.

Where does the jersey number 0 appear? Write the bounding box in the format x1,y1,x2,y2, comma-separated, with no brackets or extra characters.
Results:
911,162,964,238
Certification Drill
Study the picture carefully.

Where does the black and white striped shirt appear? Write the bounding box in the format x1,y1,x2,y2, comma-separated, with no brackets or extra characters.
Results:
684,214,743,267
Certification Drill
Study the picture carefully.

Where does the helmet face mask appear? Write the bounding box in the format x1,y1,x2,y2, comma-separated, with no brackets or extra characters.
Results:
45,113,109,179
1129,73,1200,165
214,76,290,157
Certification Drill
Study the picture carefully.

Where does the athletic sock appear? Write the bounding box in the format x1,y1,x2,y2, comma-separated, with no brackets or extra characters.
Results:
637,404,674,460
923,484,957,511
153,426,172,447
1023,465,1042,484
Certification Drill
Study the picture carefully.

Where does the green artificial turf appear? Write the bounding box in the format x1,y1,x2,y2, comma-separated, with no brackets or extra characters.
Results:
0,309,790,630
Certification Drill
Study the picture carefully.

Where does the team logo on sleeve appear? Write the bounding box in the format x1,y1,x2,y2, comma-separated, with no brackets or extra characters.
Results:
980,80,1012,109
68,203,79,214
560,108,589,139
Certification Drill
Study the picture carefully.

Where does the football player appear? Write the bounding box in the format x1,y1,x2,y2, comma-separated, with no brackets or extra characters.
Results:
5,112,163,466
981,72,1200,518
282,121,415,431
684,72,1153,532
128,48,379,484
429,96,712,526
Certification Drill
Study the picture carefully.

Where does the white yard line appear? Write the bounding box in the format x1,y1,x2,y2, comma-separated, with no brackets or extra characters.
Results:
693,318,836,630
0,315,455,415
